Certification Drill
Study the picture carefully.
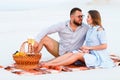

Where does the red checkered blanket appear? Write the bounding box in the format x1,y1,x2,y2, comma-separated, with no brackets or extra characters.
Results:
2,64,88,75
0,54,120,75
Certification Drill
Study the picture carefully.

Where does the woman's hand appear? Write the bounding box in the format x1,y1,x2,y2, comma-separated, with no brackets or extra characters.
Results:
82,49,89,53
80,46,91,53
80,46,91,50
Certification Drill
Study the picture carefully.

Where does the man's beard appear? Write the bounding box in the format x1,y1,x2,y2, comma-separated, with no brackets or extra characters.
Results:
73,20,82,26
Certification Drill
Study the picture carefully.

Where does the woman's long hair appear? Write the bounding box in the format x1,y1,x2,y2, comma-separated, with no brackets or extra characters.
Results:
88,10,102,27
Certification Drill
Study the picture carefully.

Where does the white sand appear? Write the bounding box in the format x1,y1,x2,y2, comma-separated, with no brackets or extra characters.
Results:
0,0,120,80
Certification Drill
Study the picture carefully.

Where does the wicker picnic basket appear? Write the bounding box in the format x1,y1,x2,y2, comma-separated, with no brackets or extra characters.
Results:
13,41,41,70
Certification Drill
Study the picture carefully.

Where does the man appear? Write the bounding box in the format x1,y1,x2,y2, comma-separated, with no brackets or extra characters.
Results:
33,7,89,57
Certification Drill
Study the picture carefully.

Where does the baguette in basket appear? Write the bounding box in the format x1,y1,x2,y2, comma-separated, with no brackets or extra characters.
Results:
13,39,41,70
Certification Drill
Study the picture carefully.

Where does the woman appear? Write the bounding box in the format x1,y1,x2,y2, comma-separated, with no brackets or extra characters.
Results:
43,10,115,68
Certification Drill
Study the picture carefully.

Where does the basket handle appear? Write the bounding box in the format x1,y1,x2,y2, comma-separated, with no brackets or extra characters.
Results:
20,41,27,53
20,41,39,54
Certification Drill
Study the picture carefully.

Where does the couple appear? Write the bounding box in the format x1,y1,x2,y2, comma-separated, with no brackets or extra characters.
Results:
28,7,115,68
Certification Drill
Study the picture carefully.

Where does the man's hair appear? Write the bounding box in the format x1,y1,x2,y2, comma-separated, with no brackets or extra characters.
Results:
70,7,82,15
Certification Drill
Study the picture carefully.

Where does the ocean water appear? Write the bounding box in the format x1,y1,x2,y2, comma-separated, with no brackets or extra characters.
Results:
0,0,120,66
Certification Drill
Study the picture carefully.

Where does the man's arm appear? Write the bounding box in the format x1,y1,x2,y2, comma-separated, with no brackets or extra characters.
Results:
35,22,65,43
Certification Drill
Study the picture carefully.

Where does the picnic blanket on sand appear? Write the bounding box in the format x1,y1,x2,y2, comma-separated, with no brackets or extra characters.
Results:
2,63,89,75
0,54,120,75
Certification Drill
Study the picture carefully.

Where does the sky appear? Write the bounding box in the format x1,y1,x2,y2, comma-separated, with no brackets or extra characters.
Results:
0,0,72,11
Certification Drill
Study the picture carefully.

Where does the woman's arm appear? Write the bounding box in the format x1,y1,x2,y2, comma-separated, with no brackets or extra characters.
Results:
80,43,107,51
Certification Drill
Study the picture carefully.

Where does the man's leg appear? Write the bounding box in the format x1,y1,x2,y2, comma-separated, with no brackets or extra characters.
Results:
37,36,59,57
45,53,73,64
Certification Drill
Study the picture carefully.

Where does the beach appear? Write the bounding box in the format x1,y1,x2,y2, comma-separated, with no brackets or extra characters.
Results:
0,0,120,80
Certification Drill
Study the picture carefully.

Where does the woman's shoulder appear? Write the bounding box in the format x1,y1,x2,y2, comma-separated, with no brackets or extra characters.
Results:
97,26,104,31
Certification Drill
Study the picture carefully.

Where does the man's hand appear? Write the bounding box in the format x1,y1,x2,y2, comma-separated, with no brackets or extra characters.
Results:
33,41,39,53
